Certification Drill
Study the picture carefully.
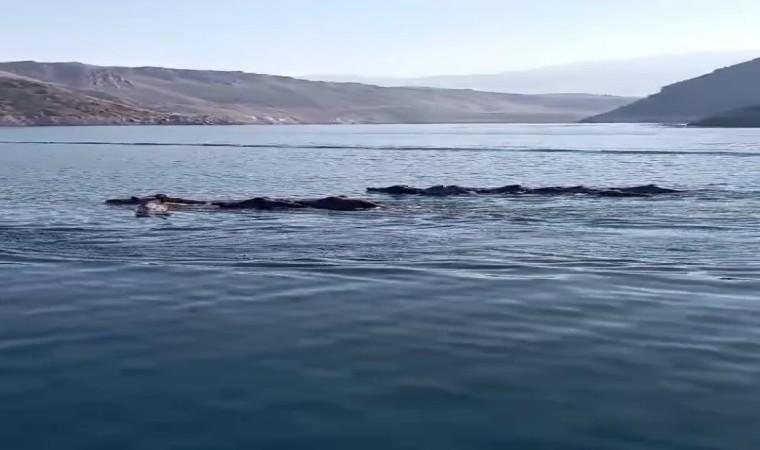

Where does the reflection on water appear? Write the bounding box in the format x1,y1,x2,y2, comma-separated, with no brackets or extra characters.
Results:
1,124,759,450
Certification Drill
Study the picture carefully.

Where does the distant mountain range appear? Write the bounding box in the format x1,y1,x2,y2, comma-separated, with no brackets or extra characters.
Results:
304,51,759,97
584,57,760,125
0,61,635,126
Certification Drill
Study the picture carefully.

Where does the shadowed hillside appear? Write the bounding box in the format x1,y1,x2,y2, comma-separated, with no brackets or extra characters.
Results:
691,105,760,128
583,57,760,123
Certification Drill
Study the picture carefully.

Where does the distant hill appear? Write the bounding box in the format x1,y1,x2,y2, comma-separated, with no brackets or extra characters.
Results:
303,51,759,97
0,61,635,126
690,106,760,128
583,57,760,124
0,72,233,126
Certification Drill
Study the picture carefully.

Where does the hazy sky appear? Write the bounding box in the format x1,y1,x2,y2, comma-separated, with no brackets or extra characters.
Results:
2,0,759,76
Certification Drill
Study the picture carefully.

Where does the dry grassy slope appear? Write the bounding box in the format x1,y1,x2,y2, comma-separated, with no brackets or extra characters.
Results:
0,61,635,124
0,73,240,126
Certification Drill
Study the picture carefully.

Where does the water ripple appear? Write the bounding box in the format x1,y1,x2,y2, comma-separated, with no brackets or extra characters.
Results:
2,139,760,156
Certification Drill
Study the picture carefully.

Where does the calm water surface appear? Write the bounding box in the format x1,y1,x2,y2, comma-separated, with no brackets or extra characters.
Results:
1,124,759,449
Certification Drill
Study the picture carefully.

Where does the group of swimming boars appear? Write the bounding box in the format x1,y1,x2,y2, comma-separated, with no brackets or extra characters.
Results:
105,184,683,217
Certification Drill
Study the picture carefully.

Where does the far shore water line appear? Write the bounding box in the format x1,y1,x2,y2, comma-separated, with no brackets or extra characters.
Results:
0,121,702,128
1,120,616,128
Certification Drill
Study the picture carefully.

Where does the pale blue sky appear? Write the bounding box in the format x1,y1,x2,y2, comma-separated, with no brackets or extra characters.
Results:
2,0,759,76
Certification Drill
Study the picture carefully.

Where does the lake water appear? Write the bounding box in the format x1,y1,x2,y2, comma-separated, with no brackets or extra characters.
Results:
1,124,759,450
